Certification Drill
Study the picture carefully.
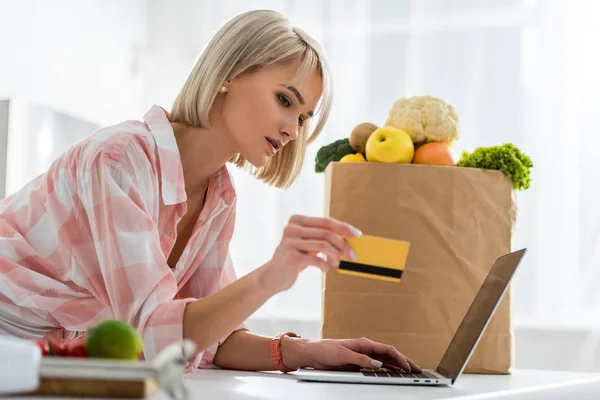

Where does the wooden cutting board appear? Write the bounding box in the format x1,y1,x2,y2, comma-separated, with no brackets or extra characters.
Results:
22,357,162,398
28,377,159,398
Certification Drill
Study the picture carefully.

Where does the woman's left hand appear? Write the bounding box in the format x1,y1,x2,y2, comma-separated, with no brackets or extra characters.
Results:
282,337,421,373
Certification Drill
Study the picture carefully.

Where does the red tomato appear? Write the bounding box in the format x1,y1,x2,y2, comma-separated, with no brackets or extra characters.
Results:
47,339,68,356
34,337,88,358
33,339,50,356
64,337,88,358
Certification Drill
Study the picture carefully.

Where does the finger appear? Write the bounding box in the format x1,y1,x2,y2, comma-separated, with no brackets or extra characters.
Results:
406,357,422,373
299,254,333,273
288,225,346,249
374,354,421,373
287,226,354,260
376,344,414,373
380,345,412,373
350,339,414,373
291,239,342,267
289,215,362,238
343,349,383,369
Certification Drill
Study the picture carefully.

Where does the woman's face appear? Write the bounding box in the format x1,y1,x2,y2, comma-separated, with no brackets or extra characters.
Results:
220,60,323,168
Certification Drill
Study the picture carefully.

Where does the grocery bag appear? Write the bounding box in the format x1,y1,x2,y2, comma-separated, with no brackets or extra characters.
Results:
321,162,517,374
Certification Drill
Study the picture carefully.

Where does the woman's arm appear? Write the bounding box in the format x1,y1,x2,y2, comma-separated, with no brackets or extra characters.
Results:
183,214,420,373
182,265,276,356
182,214,358,358
212,330,307,371
211,324,420,373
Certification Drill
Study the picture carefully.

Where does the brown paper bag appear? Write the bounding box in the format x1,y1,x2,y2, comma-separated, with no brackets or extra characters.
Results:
321,162,517,374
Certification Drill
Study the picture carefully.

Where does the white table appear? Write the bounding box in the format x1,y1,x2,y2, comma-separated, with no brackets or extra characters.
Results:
160,369,600,400
5,369,600,399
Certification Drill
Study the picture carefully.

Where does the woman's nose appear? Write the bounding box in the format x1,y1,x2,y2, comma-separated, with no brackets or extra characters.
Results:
281,123,299,141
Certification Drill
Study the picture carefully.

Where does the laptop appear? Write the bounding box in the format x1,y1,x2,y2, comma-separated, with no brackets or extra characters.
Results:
294,248,527,386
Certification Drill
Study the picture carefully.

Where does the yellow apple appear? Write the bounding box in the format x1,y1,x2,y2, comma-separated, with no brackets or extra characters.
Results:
365,126,414,163
340,153,366,163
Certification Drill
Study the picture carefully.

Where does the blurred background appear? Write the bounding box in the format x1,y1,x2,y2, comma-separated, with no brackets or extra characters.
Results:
1,0,599,372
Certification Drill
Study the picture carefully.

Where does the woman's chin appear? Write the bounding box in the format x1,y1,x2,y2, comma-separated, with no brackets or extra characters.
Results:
240,151,270,169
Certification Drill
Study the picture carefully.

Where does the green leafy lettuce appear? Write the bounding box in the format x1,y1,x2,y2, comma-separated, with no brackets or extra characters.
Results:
458,143,533,191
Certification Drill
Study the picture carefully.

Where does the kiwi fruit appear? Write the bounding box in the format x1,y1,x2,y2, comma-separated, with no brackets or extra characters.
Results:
350,122,378,154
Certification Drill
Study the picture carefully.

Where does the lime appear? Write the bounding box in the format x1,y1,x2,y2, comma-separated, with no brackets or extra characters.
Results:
85,319,143,360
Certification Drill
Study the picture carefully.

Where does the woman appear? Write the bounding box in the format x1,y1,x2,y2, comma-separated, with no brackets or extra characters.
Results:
0,9,420,374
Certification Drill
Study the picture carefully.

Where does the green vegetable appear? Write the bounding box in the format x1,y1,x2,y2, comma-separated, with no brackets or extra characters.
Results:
315,138,355,173
458,143,533,191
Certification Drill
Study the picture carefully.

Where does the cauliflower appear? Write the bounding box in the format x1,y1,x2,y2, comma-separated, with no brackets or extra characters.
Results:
385,95,460,144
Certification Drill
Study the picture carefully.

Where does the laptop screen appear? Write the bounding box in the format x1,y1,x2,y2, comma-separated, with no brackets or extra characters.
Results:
436,249,526,382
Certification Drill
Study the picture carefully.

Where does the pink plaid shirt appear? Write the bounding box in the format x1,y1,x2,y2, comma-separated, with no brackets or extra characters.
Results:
0,105,246,368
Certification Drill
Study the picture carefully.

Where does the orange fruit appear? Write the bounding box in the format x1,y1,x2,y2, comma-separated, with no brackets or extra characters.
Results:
413,142,458,166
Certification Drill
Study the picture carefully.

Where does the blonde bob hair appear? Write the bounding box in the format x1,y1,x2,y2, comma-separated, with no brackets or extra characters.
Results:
170,9,332,188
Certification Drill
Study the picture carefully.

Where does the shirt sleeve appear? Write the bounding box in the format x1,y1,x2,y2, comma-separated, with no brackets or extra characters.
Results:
73,152,194,361
175,205,249,370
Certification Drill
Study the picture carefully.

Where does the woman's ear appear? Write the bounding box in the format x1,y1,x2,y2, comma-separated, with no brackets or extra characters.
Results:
219,79,232,93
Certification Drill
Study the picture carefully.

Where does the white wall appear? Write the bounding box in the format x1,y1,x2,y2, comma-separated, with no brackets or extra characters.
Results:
0,0,147,126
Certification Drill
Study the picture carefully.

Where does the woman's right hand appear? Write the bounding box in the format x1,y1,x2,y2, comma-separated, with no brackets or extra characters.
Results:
258,214,362,294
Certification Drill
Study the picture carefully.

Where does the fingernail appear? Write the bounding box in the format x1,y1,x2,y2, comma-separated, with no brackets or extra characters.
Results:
350,227,362,237
370,360,383,368
349,249,357,260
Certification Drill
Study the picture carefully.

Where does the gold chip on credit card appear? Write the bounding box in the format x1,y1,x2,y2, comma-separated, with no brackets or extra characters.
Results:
338,234,410,283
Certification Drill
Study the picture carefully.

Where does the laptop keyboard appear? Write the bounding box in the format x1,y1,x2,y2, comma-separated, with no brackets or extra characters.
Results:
361,368,431,379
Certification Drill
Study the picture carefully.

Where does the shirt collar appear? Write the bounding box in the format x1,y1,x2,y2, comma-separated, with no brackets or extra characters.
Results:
211,163,236,208
143,104,186,206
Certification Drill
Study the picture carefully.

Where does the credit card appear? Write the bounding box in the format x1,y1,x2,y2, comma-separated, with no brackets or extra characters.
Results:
338,234,410,283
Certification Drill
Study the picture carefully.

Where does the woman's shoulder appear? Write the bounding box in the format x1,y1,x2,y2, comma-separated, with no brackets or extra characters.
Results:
70,105,174,173
73,118,157,168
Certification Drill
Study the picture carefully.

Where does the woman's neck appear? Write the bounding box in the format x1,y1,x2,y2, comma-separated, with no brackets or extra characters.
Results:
171,100,237,198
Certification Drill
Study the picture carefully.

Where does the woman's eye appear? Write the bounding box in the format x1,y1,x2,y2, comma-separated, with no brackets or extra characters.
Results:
277,93,304,126
278,94,291,108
